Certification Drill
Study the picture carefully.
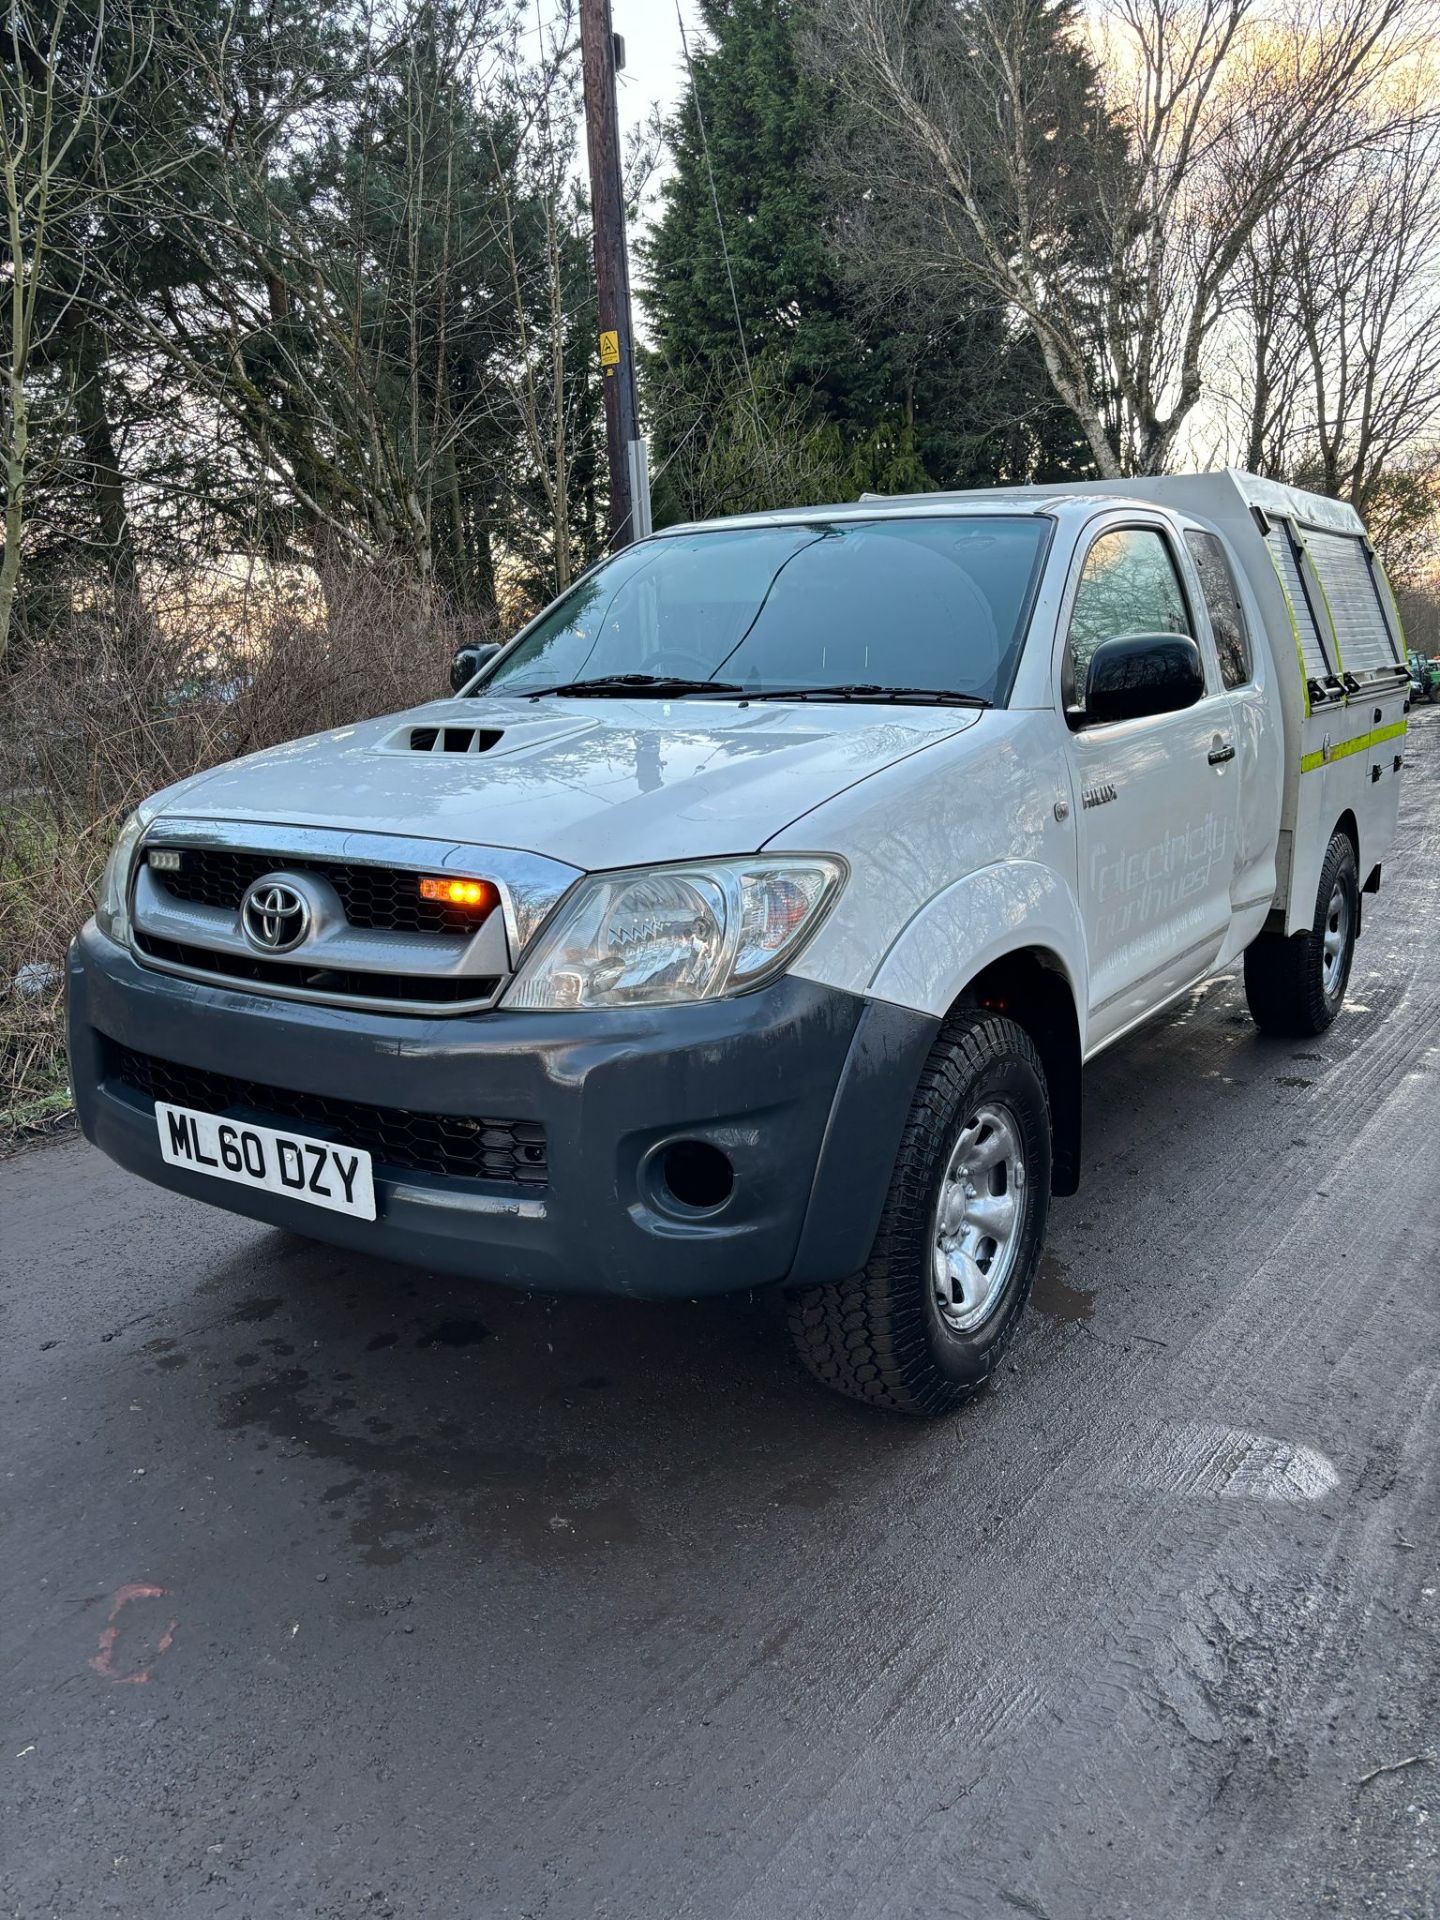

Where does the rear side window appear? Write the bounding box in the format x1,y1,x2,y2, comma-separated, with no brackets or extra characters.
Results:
1184,529,1253,689
1065,527,1191,706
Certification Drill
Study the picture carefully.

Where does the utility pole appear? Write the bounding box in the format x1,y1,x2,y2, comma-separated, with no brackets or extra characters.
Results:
579,0,650,549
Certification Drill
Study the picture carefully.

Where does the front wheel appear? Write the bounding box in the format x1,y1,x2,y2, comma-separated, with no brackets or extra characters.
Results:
1243,829,1358,1037
787,1011,1051,1416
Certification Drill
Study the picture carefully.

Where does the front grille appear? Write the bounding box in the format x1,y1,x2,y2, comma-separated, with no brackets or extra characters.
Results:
108,1045,547,1186
149,847,486,937
133,932,498,1008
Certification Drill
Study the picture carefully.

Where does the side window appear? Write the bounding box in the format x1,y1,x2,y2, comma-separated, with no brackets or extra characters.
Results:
1065,527,1192,708
1184,529,1253,690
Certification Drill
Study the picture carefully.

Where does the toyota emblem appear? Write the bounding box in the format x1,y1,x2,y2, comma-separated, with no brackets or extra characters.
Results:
241,878,311,953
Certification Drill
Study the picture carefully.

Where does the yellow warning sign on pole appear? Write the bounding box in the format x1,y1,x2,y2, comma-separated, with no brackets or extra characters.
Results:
599,329,620,368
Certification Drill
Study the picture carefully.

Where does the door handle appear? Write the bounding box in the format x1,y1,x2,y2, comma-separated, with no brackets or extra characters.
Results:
1208,741,1236,765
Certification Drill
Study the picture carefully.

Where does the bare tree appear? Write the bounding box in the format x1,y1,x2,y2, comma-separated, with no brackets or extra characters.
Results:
811,0,1424,477
1290,112,1440,513
1205,192,1313,477
1207,86,1440,566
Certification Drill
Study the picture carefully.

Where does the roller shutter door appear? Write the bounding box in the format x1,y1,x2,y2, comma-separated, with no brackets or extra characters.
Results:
1304,528,1401,674
1265,522,1332,678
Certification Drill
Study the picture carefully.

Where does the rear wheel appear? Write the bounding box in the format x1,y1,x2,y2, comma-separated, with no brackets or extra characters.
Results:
1243,829,1358,1037
787,1011,1051,1416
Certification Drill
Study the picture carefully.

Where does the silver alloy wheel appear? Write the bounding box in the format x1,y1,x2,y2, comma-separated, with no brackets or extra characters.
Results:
931,1102,1027,1334
1322,878,1351,1000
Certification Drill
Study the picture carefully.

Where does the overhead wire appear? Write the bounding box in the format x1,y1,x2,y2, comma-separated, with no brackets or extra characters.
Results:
672,0,776,492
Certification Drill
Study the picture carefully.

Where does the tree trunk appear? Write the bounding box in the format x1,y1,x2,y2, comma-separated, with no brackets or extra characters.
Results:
470,520,497,616
75,325,141,607
0,367,26,665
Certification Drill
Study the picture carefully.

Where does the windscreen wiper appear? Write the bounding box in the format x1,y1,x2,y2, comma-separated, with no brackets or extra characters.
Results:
742,683,992,708
522,674,743,699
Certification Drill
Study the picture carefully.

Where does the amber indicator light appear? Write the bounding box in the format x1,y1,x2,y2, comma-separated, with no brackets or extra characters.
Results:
418,876,497,910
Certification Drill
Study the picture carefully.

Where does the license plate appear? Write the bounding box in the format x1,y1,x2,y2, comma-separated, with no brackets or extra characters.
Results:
155,1101,376,1221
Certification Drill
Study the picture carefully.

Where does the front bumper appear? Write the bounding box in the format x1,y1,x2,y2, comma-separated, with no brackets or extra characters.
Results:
68,922,938,1299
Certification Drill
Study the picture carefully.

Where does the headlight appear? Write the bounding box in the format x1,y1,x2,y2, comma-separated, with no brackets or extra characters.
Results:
502,856,846,1010
94,808,150,945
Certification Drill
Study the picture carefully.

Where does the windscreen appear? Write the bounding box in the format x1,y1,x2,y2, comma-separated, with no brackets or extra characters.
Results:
480,518,1049,703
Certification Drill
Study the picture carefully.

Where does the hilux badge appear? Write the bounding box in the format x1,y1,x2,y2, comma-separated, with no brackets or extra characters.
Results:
241,879,311,953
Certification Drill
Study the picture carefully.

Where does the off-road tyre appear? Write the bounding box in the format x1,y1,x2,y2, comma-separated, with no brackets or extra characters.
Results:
1243,829,1358,1038
787,1011,1051,1416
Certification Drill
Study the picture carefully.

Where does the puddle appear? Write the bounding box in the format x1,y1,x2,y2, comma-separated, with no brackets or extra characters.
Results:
366,1332,399,1352
351,1493,439,1567
549,1374,612,1404
529,1497,642,1551
1031,1253,1095,1323
230,1295,284,1325
218,1368,312,1427
1277,1076,1314,1088
415,1319,489,1349
216,1360,632,1562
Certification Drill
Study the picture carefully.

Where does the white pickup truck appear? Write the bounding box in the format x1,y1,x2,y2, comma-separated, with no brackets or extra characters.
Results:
69,470,1408,1413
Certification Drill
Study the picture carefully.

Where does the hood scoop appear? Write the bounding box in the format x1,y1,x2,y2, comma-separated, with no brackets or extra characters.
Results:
407,724,505,755
374,706,595,760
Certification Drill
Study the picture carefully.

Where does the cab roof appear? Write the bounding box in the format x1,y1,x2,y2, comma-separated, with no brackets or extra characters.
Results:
657,469,1369,542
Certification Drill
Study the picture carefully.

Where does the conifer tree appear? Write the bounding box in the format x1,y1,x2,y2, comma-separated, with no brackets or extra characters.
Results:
640,0,1097,519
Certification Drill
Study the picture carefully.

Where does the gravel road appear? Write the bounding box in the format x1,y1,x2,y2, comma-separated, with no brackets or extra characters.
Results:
4,713,1437,1920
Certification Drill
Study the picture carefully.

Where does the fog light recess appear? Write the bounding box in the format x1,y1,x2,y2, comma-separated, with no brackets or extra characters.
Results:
657,1140,735,1214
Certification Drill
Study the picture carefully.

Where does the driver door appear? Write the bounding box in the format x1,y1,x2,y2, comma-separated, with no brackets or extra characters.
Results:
1060,520,1240,1051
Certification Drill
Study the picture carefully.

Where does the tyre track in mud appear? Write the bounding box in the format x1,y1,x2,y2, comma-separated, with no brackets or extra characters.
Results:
687,1076,1439,1920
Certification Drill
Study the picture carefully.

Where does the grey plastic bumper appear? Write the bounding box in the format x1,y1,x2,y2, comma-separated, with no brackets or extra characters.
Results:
68,922,939,1299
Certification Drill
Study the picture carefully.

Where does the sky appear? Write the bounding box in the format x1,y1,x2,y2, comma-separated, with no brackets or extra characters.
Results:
610,0,701,143
521,0,701,254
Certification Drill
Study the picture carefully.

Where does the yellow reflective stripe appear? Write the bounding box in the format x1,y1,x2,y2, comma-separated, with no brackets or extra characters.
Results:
1265,539,1312,718
1300,720,1407,774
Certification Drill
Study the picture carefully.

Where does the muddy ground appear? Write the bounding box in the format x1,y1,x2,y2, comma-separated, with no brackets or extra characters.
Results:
4,716,1437,1919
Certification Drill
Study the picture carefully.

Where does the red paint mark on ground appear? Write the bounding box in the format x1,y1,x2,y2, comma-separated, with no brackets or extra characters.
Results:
90,1584,178,1684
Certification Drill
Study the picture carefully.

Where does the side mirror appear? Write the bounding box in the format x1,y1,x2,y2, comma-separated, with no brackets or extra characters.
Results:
450,642,500,693
1082,633,1205,725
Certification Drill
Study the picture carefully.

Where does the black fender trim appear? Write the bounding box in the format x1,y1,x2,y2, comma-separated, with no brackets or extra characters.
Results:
788,994,942,1288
